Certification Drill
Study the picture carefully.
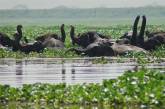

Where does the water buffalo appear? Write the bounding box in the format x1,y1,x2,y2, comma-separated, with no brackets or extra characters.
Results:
70,25,110,48
35,24,66,49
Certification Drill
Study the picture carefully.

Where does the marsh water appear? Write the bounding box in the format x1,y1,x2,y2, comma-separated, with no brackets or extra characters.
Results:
0,58,165,87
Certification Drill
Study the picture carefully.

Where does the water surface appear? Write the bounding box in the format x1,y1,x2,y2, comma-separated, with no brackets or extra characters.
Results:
0,58,164,87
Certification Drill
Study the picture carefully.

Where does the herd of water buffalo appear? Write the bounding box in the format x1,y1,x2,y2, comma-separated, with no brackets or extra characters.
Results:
0,15,165,57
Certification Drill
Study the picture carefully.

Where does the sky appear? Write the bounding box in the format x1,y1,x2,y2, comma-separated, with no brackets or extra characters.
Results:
0,0,164,9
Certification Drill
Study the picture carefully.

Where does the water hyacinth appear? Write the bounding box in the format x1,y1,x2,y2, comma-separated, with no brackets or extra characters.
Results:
0,68,164,108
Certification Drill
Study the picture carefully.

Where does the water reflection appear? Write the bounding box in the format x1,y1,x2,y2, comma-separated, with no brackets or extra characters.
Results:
71,67,76,81
16,61,23,75
0,58,164,87
15,61,23,86
62,64,66,82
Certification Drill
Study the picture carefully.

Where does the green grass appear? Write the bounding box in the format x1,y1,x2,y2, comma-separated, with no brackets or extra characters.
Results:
0,68,164,108
0,25,165,58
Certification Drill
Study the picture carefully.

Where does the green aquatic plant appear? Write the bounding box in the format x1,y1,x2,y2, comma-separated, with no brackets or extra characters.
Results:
92,57,109,64
0,68,164,108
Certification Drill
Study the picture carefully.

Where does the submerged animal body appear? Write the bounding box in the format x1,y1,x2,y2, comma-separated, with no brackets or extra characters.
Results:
117,15,165,50
146,31,165,38
42,37,64,49
1,24,66,53
69,18,148,57
143,31,165,49
0,33,13,47
117,15,144,45
135,16,165,50
70,25,110,48
69,39,114,57
69,33,146,57
111,43,146,55
36,24,66,49
142,34,165,50
17,41,44,53
70,42,146,57
0,25,30,50
36,33,61,42
11,25,45,53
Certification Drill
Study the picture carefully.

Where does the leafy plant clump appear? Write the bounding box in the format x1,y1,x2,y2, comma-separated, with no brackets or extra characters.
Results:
0,68,164,108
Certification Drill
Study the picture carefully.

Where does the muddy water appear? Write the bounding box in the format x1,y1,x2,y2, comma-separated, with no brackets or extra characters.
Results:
0,58,164,87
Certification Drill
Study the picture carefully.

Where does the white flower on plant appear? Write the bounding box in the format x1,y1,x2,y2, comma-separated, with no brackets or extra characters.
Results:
103,88,109,92
131,81,137,85
149,93,155,98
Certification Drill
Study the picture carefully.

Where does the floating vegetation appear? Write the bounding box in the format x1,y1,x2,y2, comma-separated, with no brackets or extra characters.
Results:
0,68,164,108
92,57,109,64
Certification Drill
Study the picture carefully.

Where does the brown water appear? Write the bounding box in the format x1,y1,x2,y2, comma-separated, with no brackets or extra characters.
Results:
0,58,164,87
